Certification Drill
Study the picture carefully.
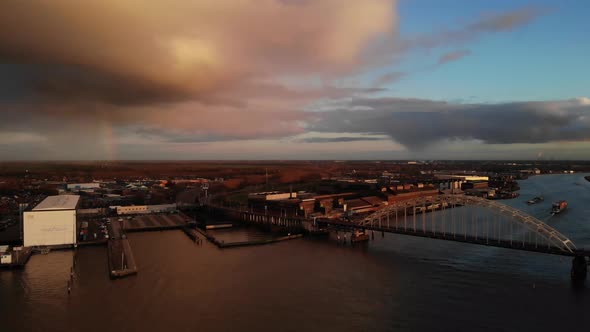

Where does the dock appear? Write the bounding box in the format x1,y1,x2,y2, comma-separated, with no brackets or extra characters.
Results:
107,238,137,278
181,227,201,242
0,247,33,269
195,226,303,248
105,214,189,279
122,214,187,233
216,234,304,248
107,219,137,278
195,227,218,243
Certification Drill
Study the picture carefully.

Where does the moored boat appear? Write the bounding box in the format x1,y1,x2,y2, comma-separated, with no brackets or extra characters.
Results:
526,196,544,205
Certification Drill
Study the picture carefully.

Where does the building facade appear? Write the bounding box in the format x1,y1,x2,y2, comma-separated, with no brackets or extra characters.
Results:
23,195,79,247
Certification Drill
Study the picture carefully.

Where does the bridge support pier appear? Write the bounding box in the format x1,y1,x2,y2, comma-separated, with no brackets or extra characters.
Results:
571,256,588,282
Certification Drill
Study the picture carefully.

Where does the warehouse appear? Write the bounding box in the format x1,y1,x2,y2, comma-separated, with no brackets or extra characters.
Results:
23,195,80,247
115,203,177,215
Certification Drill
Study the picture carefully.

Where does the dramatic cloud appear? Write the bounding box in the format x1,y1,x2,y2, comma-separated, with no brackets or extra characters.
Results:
0,2,561,160
310,97,590,148
0,0,395,107
0,0,399,152
437,50,471,65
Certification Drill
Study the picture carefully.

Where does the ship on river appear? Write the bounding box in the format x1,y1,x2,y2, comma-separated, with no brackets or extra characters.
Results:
551,200,567,214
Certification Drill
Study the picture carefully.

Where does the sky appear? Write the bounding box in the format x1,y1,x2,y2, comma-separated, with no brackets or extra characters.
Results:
0,0,589,160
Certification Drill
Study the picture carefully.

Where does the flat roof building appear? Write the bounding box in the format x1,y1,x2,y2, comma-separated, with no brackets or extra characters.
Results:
434,174,489,181
33,195,80,211
23,195,80,247
248,192,296,201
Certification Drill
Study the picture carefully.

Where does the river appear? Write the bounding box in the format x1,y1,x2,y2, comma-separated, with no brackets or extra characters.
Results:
1,174,589,331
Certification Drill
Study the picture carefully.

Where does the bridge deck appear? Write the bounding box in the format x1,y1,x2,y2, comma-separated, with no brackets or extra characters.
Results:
317,219,585,257
203,204,588,258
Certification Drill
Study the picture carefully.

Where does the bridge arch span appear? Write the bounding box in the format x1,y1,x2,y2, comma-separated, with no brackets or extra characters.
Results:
361,194,576,254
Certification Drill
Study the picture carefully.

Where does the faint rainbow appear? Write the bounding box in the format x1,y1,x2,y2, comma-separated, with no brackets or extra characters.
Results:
98,119,117,160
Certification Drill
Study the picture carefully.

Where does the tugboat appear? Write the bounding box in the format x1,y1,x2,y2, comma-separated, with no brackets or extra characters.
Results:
351,230,370,243
527,196,544,205
551,200,568,214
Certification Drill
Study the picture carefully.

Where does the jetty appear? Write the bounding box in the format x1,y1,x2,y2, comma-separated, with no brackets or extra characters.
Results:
107,218,137,278
215,234,304,248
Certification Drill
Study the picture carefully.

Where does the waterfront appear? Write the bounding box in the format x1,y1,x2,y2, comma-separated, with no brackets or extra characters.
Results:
1,174,590,331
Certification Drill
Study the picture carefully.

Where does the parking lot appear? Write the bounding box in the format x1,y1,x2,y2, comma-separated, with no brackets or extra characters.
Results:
77,217,110,243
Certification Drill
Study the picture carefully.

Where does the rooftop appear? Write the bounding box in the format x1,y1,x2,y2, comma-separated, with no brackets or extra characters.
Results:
345,199,373,209
33,195,80,211
361,196,384,206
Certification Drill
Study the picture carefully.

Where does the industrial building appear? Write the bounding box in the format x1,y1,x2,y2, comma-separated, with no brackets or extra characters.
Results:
247,191,297,201
434,175,489,181
23,195,80,247
385,187,440,204
344,196,385,214
66,183,101,190
115,203,177,215
434,174,489,191
461,181,489,190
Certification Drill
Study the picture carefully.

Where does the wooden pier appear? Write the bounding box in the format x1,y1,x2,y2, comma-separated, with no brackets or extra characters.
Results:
107,218,137,278
107,238,137,278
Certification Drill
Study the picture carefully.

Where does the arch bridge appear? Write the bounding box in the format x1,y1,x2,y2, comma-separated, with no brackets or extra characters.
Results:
316,194,589,280
208,195,590,279
350,194,579,255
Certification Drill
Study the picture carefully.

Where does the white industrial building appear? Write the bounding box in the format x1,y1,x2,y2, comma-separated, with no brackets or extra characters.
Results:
115,203,177,215
23,195,80,247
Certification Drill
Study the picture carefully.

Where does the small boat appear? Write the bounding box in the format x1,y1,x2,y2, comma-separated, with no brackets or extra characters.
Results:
351,230,370,243
551,200,567,214
527,196,544,205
